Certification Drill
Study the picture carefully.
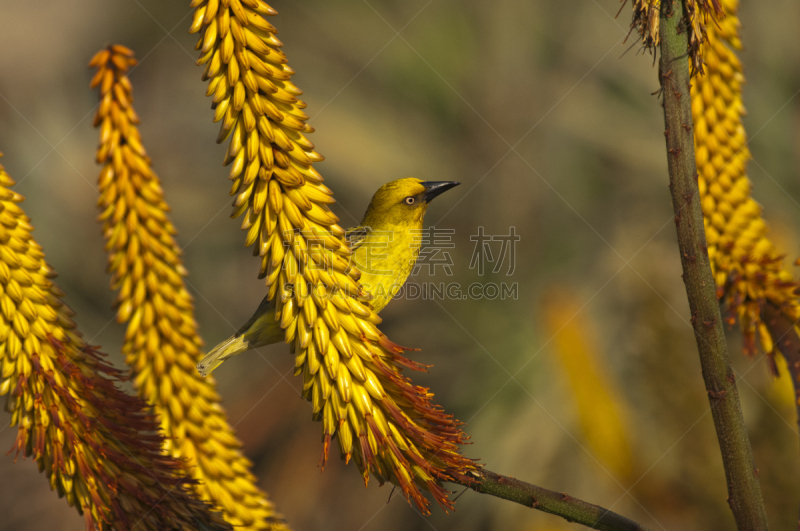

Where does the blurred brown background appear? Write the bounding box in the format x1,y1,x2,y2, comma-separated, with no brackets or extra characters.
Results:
1,0,800,529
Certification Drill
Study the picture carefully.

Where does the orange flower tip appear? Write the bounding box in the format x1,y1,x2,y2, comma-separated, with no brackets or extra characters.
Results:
393,353,430,373
89,45,138,81
88,50,110,68
111,44,135,57
319,433,332,470
378,335,417,354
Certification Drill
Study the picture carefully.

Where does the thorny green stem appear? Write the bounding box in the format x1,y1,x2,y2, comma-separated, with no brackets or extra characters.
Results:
458,469,653,531
658,1,768,529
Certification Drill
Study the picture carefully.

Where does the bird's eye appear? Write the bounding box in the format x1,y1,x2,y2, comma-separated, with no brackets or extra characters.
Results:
404,197,415,205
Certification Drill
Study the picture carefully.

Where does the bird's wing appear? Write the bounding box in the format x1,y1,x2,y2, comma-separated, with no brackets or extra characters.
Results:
345,225,370,252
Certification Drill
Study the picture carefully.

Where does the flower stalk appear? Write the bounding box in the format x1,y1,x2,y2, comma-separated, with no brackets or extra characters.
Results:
690,1,800,520
466,470,653,531
90,45,287,530
0,156,230,530
657,0,767,528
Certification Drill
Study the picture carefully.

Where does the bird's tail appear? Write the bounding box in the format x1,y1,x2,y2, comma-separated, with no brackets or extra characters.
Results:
197,334,250,377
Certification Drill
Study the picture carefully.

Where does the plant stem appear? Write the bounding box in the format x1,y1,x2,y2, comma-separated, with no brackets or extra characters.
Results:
657,1,768,529
457,469,653,531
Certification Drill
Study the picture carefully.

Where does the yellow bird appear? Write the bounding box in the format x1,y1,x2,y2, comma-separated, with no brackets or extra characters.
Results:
197,178,459,376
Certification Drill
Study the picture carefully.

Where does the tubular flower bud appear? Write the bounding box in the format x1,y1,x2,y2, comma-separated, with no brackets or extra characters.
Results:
629,0,722,74
190,1,478,513
692,0,800,361
90,45,286,530
0,156,229,530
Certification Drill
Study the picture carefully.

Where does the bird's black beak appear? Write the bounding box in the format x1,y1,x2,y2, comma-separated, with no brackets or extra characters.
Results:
422,181,460,203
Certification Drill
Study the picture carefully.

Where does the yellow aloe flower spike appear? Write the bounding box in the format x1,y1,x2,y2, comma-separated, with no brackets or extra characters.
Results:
691,0,800,361
189,0,478,513
0,156,230,530
90,45,287,530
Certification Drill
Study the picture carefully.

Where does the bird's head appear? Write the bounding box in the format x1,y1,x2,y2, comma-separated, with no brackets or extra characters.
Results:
361,178,460,229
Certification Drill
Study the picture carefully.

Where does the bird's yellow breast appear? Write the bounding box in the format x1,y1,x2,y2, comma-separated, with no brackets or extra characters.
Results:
352,222,423,312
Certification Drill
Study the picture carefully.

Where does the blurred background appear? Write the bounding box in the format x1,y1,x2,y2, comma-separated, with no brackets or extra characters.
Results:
0,0,799,529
